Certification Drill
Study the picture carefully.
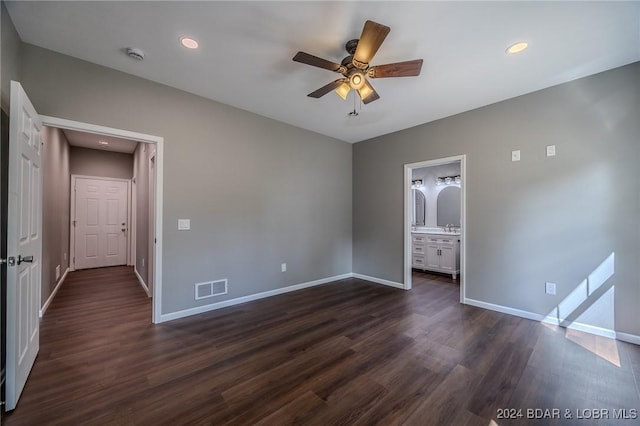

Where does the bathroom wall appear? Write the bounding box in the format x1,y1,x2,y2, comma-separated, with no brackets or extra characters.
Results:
412,163,461,228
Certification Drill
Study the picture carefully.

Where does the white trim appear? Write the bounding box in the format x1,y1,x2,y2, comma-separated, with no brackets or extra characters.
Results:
40,115,164,324
158,273,353,323
70,175,131,271
464,298,544,322
542,316,616,339
130,175,136,266
403,155,467,303
39,267,69,318
465,297,640,345
352,273,405,289
39,116,163,144
616,332,640,346
148,153,156,298
134,266,151,297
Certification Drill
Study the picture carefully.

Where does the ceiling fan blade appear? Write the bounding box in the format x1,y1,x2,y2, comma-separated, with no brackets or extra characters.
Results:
369,59,423,78
357,79,380,104
308,79,346,98
353,20,390,66
293,51,343,72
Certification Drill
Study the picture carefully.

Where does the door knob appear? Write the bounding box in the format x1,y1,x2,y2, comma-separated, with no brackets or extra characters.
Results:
17,255,34,265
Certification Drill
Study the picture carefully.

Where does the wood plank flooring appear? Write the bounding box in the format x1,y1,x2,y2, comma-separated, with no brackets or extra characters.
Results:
4,267,640,425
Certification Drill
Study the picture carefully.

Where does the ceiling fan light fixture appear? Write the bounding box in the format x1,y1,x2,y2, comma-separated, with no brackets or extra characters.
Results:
357,84,374,101
349,72,365,90
335,82,351,100
506,41,528,55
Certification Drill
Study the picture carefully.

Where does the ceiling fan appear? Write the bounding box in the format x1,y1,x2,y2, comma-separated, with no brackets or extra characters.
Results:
293,20,423,105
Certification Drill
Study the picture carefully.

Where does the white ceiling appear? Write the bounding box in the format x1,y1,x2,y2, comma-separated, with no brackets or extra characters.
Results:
7,1,640,143
63,129,138,154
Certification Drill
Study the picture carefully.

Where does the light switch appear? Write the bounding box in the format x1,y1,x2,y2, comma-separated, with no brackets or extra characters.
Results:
546,145,556,157
511,150,521,162
178,219,191,230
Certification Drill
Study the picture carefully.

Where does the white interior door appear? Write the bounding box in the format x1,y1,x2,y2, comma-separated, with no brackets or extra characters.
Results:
6,81,42,411
74,177,128,270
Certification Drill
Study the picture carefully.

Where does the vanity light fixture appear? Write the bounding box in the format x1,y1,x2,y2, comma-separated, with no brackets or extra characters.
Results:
411,179,424,188
436,175,462,185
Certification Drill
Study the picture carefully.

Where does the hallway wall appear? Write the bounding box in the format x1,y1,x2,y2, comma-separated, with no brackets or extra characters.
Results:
41,126,71,309
70,146,133,179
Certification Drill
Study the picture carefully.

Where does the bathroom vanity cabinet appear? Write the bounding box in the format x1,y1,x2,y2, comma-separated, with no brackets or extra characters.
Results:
412,232,460,279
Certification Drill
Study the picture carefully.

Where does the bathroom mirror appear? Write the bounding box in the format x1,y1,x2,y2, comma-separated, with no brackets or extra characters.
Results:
412,189,426,226
437,186,460,227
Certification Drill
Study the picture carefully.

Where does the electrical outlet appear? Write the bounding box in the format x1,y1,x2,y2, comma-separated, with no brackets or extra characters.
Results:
545,282,556,295
142,258,145,267
546,145,556,157
511,150,521,162
281,263,287,272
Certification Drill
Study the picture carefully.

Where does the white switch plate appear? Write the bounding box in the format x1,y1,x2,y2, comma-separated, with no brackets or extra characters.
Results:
545,282,556,295
511,150,521,162
178,219,191,230
281,263,287,272
546,145,556,157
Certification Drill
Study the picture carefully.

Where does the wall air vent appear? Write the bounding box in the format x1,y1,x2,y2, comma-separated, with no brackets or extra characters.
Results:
195,279,228,300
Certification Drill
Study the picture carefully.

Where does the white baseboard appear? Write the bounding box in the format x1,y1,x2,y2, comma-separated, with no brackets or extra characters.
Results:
352,273,406,290
40,267,69,318
542,315,617,339
134,266,151,297
159,273,353,323
616,332,640,346
464,297,640,345
464,298,544,322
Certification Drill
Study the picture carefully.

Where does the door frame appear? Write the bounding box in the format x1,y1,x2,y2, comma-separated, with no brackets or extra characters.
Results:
403,154,467,303
40,115,165,324
148,152,156,297
69,175,131,271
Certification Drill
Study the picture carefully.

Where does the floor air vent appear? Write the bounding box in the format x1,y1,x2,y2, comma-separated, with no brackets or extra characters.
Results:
195,279,228,300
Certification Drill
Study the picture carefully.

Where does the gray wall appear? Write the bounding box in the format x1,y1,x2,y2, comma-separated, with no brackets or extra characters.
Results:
41,126,70,305
19,43,352,315
133,142,155,288
1,1,21,113
69,146,133,179
354,62,640,336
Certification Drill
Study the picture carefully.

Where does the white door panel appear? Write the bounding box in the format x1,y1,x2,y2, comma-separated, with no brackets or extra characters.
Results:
74,177,128,270
6,81,42,411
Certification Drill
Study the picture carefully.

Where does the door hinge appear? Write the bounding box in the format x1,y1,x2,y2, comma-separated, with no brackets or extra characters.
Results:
73,220,76,227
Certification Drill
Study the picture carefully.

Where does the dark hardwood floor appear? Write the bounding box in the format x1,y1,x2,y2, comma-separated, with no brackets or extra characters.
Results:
4,267,640,425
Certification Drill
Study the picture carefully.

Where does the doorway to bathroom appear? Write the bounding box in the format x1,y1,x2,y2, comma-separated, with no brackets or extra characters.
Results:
403,155,466,303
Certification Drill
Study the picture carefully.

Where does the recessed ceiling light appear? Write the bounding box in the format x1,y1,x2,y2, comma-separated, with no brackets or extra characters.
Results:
506,41,529,55
98,140,109,146
180,37,199,49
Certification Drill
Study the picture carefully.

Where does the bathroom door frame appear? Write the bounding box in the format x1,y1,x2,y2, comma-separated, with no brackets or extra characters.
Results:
403,154,467,303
